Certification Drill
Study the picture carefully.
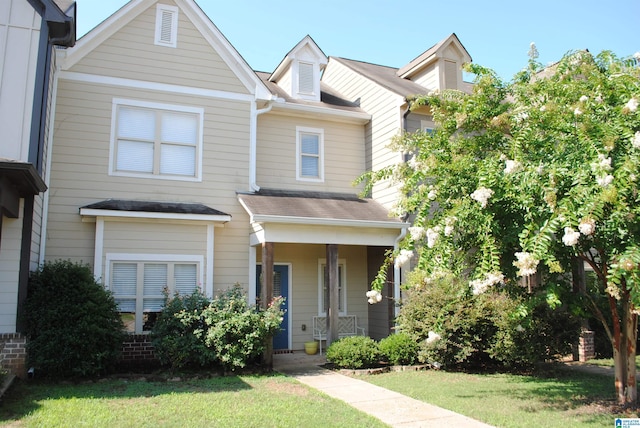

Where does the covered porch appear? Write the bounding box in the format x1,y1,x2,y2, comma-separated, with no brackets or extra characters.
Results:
238,189,408,354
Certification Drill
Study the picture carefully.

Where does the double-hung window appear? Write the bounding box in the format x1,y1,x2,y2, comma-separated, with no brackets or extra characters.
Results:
110,99,203,181
318,260,346,315
107,254,202,333
296,126,324,181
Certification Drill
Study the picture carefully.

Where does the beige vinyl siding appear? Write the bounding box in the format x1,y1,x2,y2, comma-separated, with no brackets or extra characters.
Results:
0,201,23,332
277,67,293,98
409,62,439,91
68,0,248,94
257,243,368,350
323,59,405,208
46,79,253,292
256,114,365,193
406,112,433,133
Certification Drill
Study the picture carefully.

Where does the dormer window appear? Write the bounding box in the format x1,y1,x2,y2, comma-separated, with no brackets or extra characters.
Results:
269,35,327,102
155,4,178,48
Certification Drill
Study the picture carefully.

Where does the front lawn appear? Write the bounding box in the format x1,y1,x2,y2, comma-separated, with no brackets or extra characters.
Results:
361,367,637,428
0,374,388,427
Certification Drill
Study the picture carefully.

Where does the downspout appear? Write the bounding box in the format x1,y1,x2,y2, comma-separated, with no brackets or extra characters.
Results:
249,97,275,192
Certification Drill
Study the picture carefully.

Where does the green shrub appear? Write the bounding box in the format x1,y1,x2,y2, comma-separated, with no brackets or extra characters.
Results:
203,286,284,371
326,336,381,369
150,285,284,371
397,273,579,370
151,290,216,369
379,332,419,365
24,260,125,378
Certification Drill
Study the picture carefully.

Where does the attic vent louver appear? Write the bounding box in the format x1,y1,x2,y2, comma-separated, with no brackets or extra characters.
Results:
298,62,314,94
155,4,178,48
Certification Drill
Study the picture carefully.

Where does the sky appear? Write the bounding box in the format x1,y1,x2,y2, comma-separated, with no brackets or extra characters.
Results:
74,0,639,82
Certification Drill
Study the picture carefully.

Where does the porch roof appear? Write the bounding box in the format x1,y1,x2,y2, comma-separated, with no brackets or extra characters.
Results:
237,189,406,229
238,189,406,246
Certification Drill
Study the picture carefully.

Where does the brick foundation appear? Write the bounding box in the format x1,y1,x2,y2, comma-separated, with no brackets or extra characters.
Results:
118,334,161,371
573,330,595,362
0,333,27,378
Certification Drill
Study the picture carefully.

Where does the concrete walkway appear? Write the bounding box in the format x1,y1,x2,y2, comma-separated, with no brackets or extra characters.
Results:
273,352,493,428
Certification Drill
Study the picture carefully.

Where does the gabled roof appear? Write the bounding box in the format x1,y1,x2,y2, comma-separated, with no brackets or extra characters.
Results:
330,57,427,98
397,33,471,79
269,35,328,83
60,0,271,100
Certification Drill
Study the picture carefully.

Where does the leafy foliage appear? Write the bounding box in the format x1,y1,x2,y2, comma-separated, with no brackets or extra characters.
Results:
151,289,216,369
396,273,579,369
326,336,381,369
363,49,640,401
378,332,419,366
203,286,284,371
24,261,125,378
151,285,284,371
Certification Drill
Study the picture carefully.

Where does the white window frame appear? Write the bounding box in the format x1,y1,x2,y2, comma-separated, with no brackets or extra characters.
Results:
154,4,178,48
109,98,204,182
105,253,204,334
296,126,324,182
420,120,435,134
318,259,346,316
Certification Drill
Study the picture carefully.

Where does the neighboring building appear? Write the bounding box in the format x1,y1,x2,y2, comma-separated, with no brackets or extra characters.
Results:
0,0,75,375
37,0,472,359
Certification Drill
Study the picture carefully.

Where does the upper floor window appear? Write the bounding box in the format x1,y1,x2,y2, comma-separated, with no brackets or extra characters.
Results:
110,99,203,181
296,126,324,182
155,4,178,47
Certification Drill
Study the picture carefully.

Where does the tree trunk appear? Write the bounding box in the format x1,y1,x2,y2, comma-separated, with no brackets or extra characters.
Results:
612,286,637,405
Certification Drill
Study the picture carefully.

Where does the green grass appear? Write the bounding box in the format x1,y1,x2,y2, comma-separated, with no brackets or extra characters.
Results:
587,355,640,370
360,367,637,428
0,374,388,427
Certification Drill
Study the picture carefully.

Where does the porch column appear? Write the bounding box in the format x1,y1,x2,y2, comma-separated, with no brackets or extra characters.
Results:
326,244,339,347
261,242,274,367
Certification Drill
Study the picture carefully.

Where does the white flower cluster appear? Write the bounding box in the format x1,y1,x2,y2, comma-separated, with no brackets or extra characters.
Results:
597,154,612,171
426,227,440,248
625,97,638,112
597,174,614,187
469,272,504,295
632,131,640,149
428,188,438,200
470,187,494,208
578,218,595,236
561,227,581,246
504,159,522,175
514,251,539,277
366,289,383,305
426,331,441,344
395,249,413,268
574,107,583,116
444,216,456,237
579,95,589,102
408,226,425,241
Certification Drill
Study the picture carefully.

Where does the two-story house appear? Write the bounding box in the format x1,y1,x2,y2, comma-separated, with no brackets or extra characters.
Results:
0,0,75,375
40,0,472,359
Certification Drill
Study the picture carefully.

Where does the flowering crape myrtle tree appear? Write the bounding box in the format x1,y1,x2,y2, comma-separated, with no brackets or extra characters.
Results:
362,48,640,404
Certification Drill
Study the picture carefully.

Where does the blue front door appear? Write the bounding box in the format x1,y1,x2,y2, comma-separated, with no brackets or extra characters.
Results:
256,264,289,350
